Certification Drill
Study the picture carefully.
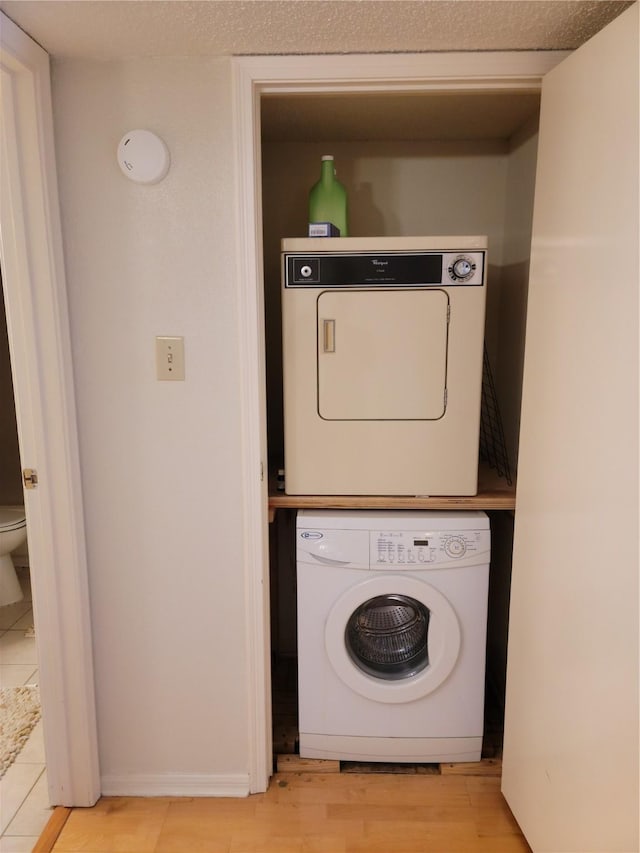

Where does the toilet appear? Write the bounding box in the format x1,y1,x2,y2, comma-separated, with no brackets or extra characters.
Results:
0,507,27,607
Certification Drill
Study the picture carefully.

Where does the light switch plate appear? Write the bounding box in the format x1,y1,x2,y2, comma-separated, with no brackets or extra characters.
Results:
156,336,185,381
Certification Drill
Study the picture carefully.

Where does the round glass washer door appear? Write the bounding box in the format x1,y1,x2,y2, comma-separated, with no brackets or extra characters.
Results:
345,593,430,680
325,575,461,704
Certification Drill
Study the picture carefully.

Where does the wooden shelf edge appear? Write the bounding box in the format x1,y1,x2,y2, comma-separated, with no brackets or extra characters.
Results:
268,465,515,515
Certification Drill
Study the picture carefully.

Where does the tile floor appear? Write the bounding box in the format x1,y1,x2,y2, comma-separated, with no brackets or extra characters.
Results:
0,568,53,852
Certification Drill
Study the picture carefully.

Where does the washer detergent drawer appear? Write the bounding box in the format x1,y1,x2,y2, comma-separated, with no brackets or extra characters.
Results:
298,527,370,568
317,289,449,421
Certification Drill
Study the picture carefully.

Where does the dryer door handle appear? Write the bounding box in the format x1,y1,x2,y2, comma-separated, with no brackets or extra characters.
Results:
322,318,336,353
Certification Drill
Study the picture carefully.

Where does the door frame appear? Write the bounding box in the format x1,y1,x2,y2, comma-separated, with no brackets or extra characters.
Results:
0,13,100,805
231,49,568,793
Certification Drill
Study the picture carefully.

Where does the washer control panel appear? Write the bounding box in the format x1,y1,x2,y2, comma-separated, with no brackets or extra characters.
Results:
370,529,489,569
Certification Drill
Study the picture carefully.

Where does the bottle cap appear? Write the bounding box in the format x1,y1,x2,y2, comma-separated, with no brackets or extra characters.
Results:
321,155,334,161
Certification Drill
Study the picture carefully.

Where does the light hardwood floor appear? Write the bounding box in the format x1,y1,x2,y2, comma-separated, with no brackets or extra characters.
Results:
49,771,531,853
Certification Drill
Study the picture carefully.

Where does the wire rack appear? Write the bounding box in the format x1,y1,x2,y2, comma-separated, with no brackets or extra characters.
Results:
479,345,513,486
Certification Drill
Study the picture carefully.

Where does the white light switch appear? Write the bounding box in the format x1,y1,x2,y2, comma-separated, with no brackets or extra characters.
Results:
156,336,185,381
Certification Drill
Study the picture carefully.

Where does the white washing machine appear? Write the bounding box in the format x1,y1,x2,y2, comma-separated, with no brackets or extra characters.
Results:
296,509,490,763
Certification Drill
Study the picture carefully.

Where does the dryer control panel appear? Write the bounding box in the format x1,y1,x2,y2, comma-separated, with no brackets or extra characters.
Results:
284,250,486,288
370,529,490,569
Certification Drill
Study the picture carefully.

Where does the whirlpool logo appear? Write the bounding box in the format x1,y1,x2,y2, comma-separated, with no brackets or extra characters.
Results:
301,531,323,540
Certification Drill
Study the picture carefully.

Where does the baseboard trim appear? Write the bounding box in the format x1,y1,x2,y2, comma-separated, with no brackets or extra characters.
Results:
100,773,251,797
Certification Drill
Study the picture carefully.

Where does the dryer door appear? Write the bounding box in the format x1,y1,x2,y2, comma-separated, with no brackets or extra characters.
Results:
325,574,460,704
317,288,449,420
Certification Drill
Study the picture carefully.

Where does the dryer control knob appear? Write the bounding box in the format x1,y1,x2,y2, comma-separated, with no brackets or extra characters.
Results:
451,258,473,280
444,536,466,558
300,265,313,278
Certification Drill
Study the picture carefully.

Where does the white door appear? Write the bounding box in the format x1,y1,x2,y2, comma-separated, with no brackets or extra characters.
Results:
317,289,449,420
502,5,639,852
1,13,100,806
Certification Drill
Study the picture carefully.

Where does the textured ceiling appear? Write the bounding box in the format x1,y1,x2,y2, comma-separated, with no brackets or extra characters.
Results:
0,1,634,60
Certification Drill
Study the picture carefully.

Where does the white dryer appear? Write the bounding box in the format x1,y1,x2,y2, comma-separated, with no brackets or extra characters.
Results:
282,236,487,496
296,509,490,763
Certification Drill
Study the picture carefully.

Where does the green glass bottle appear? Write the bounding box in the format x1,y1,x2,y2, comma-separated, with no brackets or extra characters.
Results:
308,155,348,237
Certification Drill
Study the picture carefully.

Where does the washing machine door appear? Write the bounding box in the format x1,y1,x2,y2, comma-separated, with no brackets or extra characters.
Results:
325,575,460,703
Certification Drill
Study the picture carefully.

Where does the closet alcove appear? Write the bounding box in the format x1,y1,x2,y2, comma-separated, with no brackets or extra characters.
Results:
259,87,541,763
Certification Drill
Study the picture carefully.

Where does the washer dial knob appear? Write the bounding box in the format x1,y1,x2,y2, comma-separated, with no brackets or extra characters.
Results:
444,536,467,558
300,265,313,278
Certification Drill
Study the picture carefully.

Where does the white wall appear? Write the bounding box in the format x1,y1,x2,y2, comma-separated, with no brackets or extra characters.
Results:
51,57,250,791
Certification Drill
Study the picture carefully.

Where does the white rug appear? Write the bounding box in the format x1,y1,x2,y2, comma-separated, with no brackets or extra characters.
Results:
0,685,41,779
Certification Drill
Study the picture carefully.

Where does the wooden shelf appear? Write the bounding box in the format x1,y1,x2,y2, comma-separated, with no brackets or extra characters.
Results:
268,464,515,519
